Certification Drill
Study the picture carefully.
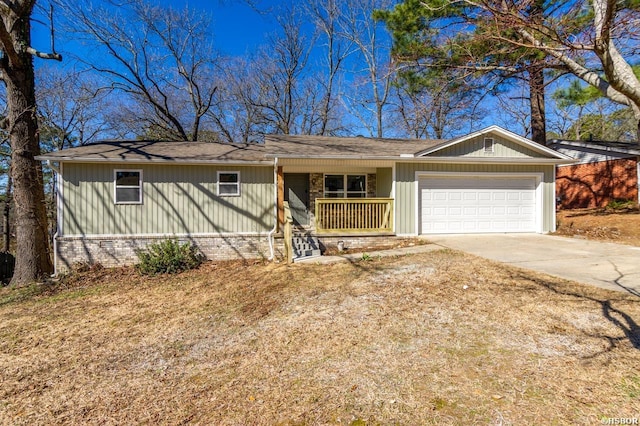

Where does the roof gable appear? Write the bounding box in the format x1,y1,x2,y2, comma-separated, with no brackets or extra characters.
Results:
416,126,573,161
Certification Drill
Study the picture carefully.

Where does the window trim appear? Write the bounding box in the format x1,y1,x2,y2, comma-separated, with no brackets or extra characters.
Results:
114,169,143,205
323,173,367,198
484,137,495,153
217,171,241,196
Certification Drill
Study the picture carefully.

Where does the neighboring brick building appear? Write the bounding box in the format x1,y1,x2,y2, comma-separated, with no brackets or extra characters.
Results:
549,140,640,209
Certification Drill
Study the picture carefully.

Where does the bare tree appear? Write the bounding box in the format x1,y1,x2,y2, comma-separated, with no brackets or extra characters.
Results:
62,0,219,141
248,9,312,135
495,87,533,139
306,0,353,135
206,56,268,143
339,0,394,138
390,72,485,139
0,0,59,284
36,66,111,149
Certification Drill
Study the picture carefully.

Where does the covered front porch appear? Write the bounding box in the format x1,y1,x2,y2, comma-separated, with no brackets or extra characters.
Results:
276,159,395,235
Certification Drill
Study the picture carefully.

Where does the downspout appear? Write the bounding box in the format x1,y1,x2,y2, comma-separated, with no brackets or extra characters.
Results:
48,160,61,277
267,157,278,260
52,231,58,277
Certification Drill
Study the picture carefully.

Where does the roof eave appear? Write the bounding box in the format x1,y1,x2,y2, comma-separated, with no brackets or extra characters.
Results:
396,156,576,165
34,156,274,165
269,154,574,164
263,154,416,160
549,140,640,156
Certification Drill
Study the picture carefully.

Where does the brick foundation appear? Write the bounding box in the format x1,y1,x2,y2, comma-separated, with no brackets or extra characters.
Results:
55,233,414,272
556,159,638,209
55,234,284,273
314,234,405,252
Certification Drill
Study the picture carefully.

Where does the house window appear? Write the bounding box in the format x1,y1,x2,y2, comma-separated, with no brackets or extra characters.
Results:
484,137,495,153
324,174,366,198
114,170,142,204
218,171,240,196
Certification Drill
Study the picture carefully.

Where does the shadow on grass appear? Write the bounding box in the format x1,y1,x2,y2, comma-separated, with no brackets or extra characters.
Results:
515,270,640,357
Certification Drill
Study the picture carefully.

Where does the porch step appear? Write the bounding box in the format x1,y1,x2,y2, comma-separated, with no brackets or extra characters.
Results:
292,233,322,261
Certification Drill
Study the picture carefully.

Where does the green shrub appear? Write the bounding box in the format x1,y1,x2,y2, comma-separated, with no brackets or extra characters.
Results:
135,239,203,275
606,199,635,210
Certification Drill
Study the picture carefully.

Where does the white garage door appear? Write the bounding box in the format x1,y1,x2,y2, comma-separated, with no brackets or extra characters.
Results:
420,175,538,234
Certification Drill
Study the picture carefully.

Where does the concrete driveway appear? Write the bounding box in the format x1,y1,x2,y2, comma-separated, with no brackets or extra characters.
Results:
429,234,640,295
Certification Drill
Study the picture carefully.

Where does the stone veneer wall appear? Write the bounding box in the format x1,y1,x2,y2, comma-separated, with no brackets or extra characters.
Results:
56,234,284,273
309,173,324,227
366,173,376,197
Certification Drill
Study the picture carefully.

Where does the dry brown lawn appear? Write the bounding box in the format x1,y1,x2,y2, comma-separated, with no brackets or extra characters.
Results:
556,207,640,247
1,250,640,425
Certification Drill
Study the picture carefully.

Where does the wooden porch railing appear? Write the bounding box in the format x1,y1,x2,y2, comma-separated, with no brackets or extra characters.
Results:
315,198,393,233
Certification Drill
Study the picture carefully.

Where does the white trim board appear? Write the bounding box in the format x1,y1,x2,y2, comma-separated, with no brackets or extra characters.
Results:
59,232,270,239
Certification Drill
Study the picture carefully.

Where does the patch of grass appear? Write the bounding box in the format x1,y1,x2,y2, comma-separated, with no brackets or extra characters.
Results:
607,199,637,210
431,397,448,410
0,283,47,307
1,252,640,424
621,375,640,398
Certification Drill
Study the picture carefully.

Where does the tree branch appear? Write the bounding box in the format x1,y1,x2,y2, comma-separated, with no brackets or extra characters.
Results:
26,47,62,61
516,27,632,107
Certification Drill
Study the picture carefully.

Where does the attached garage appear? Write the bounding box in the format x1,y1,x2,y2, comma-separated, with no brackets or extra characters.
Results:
418,173,542,234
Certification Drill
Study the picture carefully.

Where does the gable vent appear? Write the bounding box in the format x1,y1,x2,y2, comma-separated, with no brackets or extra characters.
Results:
484,137,494,153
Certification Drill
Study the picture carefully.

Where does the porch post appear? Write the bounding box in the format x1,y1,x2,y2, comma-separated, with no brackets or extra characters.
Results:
277,166,284,232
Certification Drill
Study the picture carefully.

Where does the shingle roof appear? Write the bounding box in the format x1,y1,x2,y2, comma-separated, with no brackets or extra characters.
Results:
549,139,640,156
35,141,270,163
36,135,447,163
264,134,445,158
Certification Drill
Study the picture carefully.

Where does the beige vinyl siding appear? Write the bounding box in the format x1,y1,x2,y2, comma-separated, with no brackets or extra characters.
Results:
430,135,544,158
395,162,556,234
61,163,274,236
376,167,393,198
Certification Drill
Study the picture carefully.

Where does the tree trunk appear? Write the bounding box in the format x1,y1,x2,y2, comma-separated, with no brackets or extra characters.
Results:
1,5,54,284
529,65,546,145
3,175,12,253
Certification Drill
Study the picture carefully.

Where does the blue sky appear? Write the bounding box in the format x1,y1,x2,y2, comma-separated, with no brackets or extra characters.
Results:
212,1,276,55
28,0,546,139
32,1,277,61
